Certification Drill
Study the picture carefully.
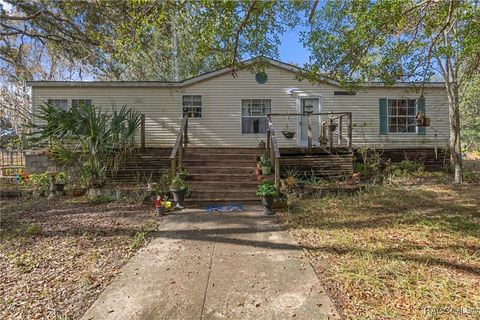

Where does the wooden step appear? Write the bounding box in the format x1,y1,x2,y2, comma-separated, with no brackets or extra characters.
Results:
188,174,258,182
185,147,263,155
185,167,256,175
133,148,172,155
183,160,256,167
185,198,260,205
188,181,258,190
189,190,257,200
184,153,258,161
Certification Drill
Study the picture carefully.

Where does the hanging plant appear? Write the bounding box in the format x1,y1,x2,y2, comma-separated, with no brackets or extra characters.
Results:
282,111,296,139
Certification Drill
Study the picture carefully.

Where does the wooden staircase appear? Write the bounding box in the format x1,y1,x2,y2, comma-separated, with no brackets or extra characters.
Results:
184,147,262,204
280,147,354,179
112,148,171,184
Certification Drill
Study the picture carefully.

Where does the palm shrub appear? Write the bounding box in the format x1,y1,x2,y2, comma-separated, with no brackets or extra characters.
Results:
30,103,141,188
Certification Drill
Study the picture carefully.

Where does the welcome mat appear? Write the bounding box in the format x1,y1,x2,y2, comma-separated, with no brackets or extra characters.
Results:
205,204,245,213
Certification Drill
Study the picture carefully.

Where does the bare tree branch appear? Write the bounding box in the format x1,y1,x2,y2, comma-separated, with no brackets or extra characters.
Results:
231,0,258,77
309,0,319,23
0,10,42,21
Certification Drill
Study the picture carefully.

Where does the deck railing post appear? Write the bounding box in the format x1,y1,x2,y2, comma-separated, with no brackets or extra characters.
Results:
307,113,312,148
270,142,274,167
184,117,189,146
171,158,176,176
274,157,280,190
347,112,353,149
338,116,343,146
267,129,271,153
178,135,183,171
140,114,145,149
329,118,334,148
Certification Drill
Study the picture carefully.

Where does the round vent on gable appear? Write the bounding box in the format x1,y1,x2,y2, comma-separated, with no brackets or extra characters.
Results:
255,72,268,84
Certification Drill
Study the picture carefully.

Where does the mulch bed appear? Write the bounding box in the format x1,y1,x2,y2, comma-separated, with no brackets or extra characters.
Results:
0,197,160,319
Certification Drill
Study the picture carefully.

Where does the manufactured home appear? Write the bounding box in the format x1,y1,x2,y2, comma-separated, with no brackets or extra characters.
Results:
26,57,449,202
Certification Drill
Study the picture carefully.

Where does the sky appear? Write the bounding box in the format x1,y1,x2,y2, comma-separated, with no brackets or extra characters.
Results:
278,25,311,66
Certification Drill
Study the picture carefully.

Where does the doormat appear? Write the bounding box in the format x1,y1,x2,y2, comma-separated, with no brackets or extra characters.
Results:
205,204,245,213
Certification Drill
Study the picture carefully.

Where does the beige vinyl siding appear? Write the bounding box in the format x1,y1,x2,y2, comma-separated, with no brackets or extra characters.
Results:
31,65,449,148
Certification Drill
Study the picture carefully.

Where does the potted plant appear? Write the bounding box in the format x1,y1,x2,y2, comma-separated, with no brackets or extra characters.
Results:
256,180,279,215
280,176,296,190
169,176,190,209
281,130,296,139
54,172,67,196
259,153,272,175
176,168,188,180
29,172,50,197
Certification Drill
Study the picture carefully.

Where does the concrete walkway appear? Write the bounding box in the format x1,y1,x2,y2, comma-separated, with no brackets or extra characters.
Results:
82,206,339,320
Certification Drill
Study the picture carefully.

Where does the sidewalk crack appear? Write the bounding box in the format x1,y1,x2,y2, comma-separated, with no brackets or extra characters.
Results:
200,213,221,320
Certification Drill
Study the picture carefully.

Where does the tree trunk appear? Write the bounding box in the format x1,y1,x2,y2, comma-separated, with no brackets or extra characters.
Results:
446,82,463,183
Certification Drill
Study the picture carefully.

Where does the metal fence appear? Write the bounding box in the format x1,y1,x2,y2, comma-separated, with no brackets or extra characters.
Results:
0,149,25,177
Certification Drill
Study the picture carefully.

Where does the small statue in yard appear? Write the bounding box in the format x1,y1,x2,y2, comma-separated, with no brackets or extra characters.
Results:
155,195,171,215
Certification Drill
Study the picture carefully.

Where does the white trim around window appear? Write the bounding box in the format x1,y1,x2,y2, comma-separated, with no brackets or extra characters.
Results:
47,99,68,110
241,99,271,134
182,95,202,118
71,99,92,107
387,98,417,134
47,98,92,110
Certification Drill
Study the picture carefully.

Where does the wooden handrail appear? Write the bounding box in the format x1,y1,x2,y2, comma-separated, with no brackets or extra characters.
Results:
170,117,188,176
267,115,281,190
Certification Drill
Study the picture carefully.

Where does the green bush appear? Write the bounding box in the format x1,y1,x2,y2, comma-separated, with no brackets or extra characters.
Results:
89,194,114,204
385,160,424,178
256,180,279,198
464,170,480,183
55,171,67,184
169,176,190,191
28,173,50,190
260,153,271,167
130,231,148,250
25,223,42,236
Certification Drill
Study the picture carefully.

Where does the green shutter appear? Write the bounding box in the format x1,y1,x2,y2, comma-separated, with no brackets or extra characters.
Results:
379,98,388,134
417,97,426,135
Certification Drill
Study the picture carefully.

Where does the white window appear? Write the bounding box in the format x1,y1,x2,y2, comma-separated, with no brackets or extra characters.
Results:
182,95,202,118
71,99,92,107
47,99,68,110
241,99,271,134
388,99,417,133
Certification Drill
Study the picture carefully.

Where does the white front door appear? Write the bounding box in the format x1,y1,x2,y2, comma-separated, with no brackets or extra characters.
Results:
298,98,320,146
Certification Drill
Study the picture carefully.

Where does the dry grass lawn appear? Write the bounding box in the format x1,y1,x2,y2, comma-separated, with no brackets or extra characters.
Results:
0,197,159,319
280,182,480,319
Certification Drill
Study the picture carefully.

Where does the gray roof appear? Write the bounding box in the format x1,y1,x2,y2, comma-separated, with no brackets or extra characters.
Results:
26,57,445,88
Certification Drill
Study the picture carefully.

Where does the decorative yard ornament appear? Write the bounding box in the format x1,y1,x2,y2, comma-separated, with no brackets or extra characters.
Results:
155,195,165,215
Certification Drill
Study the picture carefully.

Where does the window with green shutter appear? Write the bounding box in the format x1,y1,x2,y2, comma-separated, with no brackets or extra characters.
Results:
380,98,422,134
379,98,388,134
